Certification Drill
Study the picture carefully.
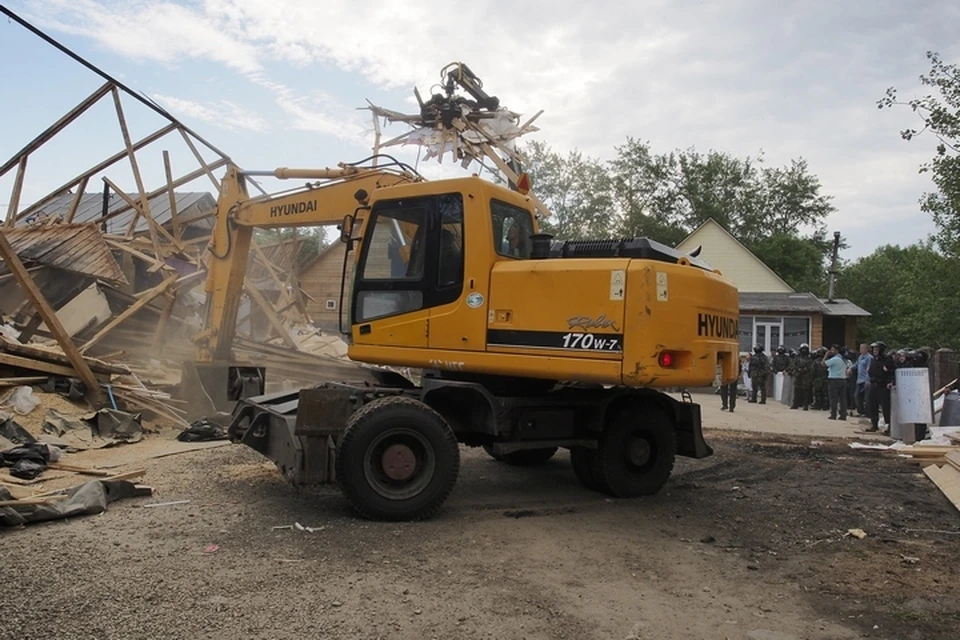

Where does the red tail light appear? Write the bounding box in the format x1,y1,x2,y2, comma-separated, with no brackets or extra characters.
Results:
658,351,675,368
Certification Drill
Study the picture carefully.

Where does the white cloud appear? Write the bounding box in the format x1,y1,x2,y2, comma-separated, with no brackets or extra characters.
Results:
26,0,262,73
153,94,269,132
13,0,960,257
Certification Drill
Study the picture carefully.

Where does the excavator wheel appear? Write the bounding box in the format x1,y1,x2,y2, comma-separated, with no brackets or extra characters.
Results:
570,447,607,492
482,445,558,466
595,406,676,498
335,396,460,521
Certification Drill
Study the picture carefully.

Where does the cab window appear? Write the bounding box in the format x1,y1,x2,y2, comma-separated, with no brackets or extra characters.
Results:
437,194,464,288
492,200,534,259
353,194,465,324
361,208,426,280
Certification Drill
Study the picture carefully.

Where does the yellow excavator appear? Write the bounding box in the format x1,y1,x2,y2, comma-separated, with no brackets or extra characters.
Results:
188,153,740,521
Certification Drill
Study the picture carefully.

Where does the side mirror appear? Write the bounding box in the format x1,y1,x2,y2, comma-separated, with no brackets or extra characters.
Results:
339,214,354,244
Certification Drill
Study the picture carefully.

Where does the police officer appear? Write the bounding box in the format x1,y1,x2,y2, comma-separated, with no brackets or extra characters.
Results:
772,346,790,375
748,345,770,404
787,342,813,411
812,347,829,410
789,344,814,411
866,341,895,433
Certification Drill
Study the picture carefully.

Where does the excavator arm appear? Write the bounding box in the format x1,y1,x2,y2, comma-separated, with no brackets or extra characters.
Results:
198,163,419,362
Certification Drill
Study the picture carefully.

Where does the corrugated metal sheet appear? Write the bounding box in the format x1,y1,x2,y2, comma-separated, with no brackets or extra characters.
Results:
22,191,216,235
1,223,128,284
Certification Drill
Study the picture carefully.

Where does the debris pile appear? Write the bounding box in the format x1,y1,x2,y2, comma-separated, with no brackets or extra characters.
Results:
0,58,384,437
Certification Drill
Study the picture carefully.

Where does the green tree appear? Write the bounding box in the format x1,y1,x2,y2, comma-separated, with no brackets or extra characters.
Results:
607,139,837,290
523,141,614,239
750,232,831,295
839,242,960,347
879,51,960,255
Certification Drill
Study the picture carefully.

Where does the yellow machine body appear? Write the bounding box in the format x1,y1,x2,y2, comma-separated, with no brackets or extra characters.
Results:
198,164,740,389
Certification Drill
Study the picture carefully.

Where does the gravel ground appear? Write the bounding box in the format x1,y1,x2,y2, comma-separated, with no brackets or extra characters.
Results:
3,425,960,640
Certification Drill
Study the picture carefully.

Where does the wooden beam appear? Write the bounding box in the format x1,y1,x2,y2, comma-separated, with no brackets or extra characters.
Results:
0,376,49,386
178,127,221,190
0,81,112,178
64,175,90,223
0,336,128,375
0,231,102,400
104,237,167,271
111,88,161,253
162,150,182,243
251,238,295,307
152,291,175,349
79,274,178,354
95,160,226,233
4,156,27,227
16,123,177,222
244,277,297,349
101,177,185,254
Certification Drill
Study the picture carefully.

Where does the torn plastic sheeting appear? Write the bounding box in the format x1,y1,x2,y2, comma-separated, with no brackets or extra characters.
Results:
176,418,227,442
1,386,41,415
0,479,142,527
41,407,143,450
0,411,35,445
849,426,960,451
1,442,62,479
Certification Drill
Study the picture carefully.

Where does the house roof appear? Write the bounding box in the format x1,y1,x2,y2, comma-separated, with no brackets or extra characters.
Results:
21,191,216,236
676,219,795,293
817,298,872,317
740,292,870,317
0,222,127,284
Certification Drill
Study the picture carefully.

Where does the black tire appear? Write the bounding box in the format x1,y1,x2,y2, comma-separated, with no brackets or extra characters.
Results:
595,406,676,498
483,445,558,466
335,396,460,521
570,447,607,492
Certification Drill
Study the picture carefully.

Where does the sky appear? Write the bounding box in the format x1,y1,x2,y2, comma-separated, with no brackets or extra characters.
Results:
1,0,958,260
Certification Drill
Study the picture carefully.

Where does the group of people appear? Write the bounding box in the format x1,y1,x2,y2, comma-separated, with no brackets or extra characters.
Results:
720,341,929,435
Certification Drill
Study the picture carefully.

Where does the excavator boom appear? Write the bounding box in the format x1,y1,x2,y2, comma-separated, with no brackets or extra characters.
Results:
199,163,419,362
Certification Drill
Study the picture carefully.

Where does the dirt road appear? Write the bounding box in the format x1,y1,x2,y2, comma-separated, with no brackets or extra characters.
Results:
4,417,959,640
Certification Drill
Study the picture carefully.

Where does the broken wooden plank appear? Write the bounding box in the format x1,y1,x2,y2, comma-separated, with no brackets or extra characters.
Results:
0,482,38,500
178,127,221,190
244,277,298,349
946,451,960,473
0,472,69,486
4,156,27,227
0,351,82,378
112,87,160,252
101,176,183,253
0,337,128,374
0,376,48,386
924,464,960,513
0,81,112,178
79,274,178,354
0,495,68,508
29,469,147,499
15,123,178,223
47,462,112,477
0,232,102,401
162,150,182,243
64,175,90,224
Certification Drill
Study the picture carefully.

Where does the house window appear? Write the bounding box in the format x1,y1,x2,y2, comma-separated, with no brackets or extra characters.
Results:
325,300,337,310
740,315,811,352
783,317,810,351
739,315,754,353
